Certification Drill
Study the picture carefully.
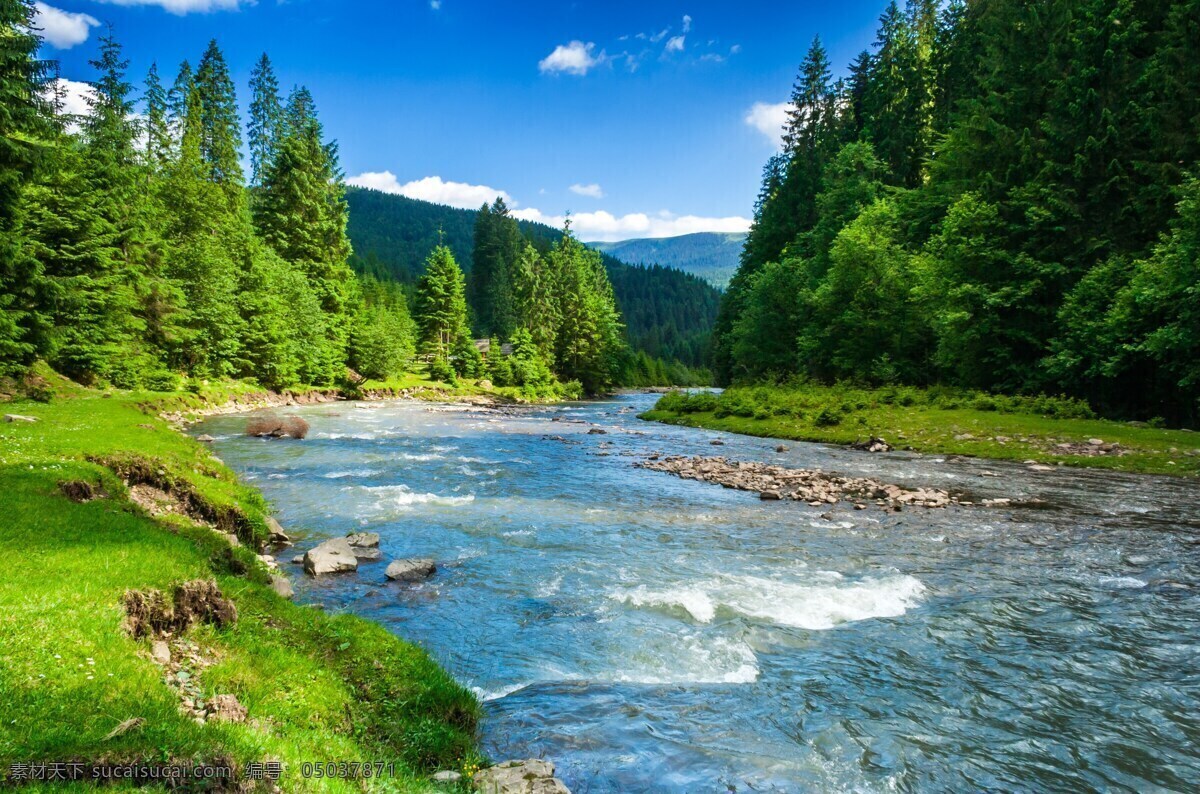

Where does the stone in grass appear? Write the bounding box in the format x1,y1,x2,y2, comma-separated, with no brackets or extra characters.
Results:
385,558,436,582
473,760,570,794
303,538,358,576
4,414,37,423
432,770,462,785
269,575,294,599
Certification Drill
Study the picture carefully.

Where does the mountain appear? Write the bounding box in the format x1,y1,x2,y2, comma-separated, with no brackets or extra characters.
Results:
587,232,747,289
344,187,721,369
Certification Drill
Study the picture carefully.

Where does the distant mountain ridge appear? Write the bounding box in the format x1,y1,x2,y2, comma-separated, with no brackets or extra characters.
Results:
587,232,747,289
344,187,721,369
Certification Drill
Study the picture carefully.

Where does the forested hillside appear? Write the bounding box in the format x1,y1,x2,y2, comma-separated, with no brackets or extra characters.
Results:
346,187,720,371
588,232,747,288
717,0,1200,424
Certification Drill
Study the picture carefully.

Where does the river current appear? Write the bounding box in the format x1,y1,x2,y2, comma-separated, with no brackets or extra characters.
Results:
197,393,1200,793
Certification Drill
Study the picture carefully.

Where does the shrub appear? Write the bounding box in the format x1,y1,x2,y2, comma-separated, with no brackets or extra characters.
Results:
813,406,842,427
655,391,689,412
427,357,456,385
683,391,720,413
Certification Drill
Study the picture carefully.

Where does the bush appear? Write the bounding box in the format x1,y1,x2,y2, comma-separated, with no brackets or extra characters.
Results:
654,391,689,412
683,391,720,413
813,406,842,427
427,357,457,385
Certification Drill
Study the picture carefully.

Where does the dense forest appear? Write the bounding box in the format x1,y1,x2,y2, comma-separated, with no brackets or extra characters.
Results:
716,0,1200,424
0,3,703,394
345,187,720,373
589,232,747,289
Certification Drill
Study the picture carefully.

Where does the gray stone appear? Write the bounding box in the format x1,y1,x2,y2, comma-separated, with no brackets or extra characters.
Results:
269,575,294,599
345,531,380,548
775,445,788,453
385,558,436,582
150,640,171,665
433,770,463,785
196,434,215,443
352,547,383,562
759,490,782,500
473,760,570,794
587,427,607,435
303,537,359,576
4,414,37,423
265,516,291,545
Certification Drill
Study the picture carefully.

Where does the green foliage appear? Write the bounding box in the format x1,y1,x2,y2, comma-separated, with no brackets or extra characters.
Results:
414,244,471,361
715,0,1200,424
343,186,721,374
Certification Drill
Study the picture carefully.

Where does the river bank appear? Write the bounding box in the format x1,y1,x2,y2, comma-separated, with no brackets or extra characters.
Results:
640,385,1200,477
0,370,483,790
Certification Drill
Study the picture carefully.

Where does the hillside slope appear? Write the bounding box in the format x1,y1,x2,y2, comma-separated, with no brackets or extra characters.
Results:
345,187,721,368
588,232,747,289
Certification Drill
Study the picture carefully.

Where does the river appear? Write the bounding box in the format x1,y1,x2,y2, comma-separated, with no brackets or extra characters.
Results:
197,392,1200,793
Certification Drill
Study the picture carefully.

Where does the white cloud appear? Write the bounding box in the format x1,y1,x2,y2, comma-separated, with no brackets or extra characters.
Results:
43,77,95,134
430,0,441,8
346,172,512,210
510,207,751,243
744,100,791,147
538,40,603,76
730,44,742,54
665,35,685,53
348,171,749,241
649,28,669,43
33,2,99,49
682,14,692,33
569,183,605,199
92,0,245,15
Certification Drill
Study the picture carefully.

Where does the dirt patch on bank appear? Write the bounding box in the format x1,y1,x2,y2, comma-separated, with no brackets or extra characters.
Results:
122,579,237,639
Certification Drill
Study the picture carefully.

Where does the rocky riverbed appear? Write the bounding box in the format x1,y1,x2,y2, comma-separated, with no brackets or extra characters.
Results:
638,455,960,508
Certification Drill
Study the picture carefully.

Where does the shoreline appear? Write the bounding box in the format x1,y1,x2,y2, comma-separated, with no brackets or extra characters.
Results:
640,403,1200,478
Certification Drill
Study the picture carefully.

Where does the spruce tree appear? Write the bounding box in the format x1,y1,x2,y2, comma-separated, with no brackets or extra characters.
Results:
415,244,471,364
143,63,171,170
247,53,282,186
194,40,243,206
0,0,51,372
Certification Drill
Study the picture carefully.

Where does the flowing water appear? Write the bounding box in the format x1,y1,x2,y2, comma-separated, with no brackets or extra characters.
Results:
197,393,1200,792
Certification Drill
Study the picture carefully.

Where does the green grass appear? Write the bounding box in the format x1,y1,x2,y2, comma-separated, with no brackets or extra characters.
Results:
0,386,482,791
641,384,1200,476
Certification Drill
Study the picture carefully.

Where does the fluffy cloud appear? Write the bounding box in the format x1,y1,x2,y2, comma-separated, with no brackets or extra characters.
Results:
569,183,605,199
430,0,441,8
345,172,512,210
744,100,791,147
43,78,96,132
665,35,685,53
539,41,603,76
92,0,245,14
682,14,692,33
33,2,99,49
510,208,750,242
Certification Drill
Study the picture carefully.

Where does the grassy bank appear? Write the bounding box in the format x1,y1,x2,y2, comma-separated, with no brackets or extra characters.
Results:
641,384,1200,476
0,372,482,790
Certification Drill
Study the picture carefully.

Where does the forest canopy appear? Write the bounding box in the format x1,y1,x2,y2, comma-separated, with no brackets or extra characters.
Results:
715,0,1200,424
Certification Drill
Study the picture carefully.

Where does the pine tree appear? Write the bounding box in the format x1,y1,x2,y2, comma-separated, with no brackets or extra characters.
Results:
470,197,520,338
247,53,282,186
415,244,471,364
0,0,51,373
166,60,193,144
143,63,171,170
194,40,243,206
511,241,558,362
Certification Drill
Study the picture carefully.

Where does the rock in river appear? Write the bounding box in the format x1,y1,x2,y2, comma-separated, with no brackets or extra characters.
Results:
473,760,570,794
303,538,358,576
385,558,437,582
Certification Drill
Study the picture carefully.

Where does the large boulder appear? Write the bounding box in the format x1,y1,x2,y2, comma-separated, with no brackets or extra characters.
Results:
269,575,294,599
385,558,436,582
303,538,358,576
473,760,570,794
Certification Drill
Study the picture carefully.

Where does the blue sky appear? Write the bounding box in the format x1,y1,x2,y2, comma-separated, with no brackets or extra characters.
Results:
34,0,887,241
